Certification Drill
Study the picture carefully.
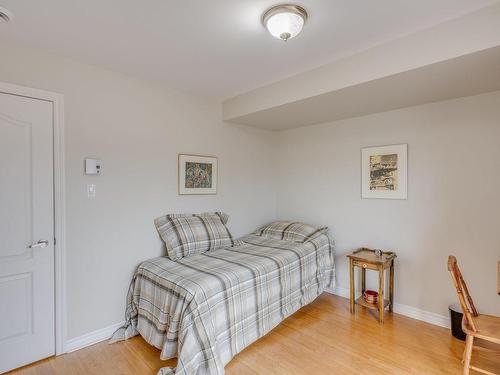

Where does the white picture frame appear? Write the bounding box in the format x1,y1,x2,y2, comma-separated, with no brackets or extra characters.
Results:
361,144,407,199
178,154,217,195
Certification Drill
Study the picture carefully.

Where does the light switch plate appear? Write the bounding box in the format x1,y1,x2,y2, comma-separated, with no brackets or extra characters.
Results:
87,184,96,198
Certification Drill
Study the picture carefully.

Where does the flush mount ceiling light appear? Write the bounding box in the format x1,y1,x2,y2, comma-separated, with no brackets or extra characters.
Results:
263,4,308,42
0,6,13,22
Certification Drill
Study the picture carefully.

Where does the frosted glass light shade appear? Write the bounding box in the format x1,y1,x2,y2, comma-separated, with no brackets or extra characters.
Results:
263,5,307,41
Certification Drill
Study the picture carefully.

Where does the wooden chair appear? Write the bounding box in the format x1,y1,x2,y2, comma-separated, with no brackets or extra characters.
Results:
448,255,500,375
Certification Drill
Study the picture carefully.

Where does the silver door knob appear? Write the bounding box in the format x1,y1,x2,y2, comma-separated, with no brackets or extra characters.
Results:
28,239,49,248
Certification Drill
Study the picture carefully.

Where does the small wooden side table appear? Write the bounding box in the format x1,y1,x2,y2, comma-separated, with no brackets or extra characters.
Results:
347,248,396,323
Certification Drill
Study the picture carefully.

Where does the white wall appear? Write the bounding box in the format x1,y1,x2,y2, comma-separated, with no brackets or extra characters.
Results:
276,91,500,317
2,38,499,344
0,41,277,339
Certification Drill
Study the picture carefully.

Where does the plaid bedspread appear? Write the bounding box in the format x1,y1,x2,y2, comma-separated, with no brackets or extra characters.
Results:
110,233,335,375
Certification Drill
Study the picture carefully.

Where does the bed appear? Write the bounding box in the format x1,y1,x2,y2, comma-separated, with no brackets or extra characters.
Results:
111,215,335,375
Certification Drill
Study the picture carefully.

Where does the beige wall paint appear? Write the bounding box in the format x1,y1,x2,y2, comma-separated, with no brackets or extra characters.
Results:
276,91,500,316
0,41,277,339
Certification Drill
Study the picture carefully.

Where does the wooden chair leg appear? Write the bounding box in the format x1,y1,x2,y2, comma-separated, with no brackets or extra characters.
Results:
461,342,469,365
463,334,474,375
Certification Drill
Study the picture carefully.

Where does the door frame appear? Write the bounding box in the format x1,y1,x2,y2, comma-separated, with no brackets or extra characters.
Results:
0,81,67,355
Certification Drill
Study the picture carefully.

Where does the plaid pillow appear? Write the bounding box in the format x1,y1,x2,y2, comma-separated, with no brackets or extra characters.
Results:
254,221,328,243
154,212,235,260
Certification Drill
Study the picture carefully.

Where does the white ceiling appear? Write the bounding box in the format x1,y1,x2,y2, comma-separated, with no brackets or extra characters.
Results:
0,0,497,99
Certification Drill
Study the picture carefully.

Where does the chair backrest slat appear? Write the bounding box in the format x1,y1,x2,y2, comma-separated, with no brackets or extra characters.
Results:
447,255,478,332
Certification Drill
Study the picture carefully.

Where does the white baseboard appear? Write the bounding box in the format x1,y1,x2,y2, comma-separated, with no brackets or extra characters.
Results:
324,286,450,329
65,288,450,354
65,321,124,353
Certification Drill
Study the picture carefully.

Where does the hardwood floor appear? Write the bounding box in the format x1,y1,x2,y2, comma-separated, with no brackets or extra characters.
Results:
8,294,500,375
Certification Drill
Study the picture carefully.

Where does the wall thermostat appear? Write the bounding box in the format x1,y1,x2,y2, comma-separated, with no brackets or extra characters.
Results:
85,158,101,175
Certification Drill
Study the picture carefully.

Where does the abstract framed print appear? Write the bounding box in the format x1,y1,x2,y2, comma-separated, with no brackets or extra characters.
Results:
178,154,217,195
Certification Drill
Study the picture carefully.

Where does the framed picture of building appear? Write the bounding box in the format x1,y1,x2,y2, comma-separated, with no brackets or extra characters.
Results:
361,144,407,199
178,154,217,195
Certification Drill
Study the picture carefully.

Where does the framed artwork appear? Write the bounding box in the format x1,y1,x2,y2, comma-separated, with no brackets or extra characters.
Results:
361,144,407,199
178,154,217,195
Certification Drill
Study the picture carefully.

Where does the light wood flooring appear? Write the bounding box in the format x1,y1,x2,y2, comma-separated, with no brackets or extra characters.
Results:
8,293,500,374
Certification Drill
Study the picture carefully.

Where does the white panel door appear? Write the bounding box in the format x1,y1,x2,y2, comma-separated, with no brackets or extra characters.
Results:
0,92,55,373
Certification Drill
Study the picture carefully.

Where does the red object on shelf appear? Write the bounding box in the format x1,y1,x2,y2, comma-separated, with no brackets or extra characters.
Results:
363,290,378,304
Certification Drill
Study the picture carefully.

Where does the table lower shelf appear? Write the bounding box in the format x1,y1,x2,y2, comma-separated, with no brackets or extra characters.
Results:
355,296,390,310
